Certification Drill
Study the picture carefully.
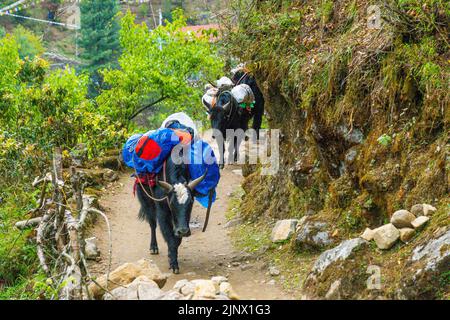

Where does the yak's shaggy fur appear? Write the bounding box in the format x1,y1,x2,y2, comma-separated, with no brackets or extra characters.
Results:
174,183,189,204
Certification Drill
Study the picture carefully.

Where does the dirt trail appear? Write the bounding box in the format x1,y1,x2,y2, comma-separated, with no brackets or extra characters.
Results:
89,164,292,300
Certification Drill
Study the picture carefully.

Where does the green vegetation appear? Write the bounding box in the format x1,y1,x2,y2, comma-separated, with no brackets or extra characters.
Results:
0,9,223,298
79,0,121,96
97,9,223,128
225,0,448,224
226,190,315,296
79,0,120,71
223,0,449,299
12,26,44,60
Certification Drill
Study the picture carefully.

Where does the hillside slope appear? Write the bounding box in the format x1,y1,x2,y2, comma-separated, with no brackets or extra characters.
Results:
223,0,449,299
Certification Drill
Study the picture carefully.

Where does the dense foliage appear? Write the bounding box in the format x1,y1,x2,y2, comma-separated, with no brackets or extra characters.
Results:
0,9,222,297
97,10,224,128
79,0,121,96
79,0,120,71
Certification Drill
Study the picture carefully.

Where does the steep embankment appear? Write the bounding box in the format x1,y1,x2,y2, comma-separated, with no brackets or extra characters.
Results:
223,0,449,299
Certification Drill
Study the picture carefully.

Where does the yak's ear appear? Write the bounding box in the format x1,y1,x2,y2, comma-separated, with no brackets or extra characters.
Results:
157,180,173,193
202,98,212,112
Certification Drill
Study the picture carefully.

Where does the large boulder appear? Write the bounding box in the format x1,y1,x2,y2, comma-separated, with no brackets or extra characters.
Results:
172,277,236,300
219,282,240,300
373,224,400,250
411,216,430,230
410,204,437,217
84,237,100,260
399,228,415,243
191,280,218,299
104,276,162,300
271,219,298,242
103,169,119,182
399,228,450,299
311,238,368,275
360,228,375,241
390,210,416,228
295,220,333,251
89,259,168,299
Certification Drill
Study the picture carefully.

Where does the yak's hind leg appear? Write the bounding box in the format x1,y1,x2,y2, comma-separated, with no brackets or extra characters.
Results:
136,186,159,255
157,208,182,274
217,138,225,169
252,109,263,141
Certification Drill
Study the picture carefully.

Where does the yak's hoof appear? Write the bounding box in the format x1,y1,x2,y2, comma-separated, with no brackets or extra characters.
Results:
150,248,159,255
170,265,180,274
219,164,224,170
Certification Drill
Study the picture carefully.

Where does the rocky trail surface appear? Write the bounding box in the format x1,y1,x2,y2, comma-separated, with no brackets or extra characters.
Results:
87,164,292,300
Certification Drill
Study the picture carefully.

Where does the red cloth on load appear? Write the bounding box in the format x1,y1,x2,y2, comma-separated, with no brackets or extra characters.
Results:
133,173,157,196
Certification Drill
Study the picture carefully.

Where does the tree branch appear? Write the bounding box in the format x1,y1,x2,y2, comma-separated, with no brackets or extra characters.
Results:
129,95,168,120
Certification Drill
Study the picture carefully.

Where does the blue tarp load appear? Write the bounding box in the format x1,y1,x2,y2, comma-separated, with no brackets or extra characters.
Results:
122,114,220,208
187,139,220,207
122,128,180,174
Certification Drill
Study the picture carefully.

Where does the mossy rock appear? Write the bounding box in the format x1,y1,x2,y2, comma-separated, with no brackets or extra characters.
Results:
93,156,122,171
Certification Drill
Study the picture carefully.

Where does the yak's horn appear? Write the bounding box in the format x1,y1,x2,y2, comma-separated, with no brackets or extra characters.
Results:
157,180,173,193
187,168,208,191
222,101,231,112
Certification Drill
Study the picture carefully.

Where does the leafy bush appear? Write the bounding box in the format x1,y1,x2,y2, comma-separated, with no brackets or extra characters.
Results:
13,26,44,60
97,9,224,129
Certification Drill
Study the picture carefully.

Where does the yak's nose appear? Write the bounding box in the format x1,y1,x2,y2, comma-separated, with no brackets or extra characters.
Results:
175,228,191,237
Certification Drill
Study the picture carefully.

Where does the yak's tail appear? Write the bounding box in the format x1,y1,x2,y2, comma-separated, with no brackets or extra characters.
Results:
138,207,149,222
136,185,152,223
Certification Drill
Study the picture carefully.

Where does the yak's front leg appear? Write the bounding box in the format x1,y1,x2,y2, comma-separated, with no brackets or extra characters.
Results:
216,135,225,169
232,133,245,163
148,212,159,255
157,210,182,274
165,235,182,274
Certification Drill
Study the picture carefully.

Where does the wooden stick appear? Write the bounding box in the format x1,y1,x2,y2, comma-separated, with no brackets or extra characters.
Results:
15,217,43,229
36,212,51,275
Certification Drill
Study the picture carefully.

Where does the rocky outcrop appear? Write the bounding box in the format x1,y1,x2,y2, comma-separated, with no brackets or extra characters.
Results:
104,276,163,300
362,204,436,250
373,224,400,250
295,220,333,251
311,238,368,275
88,259,168,299
399,228,450,299
91,260,240,300
84,237,100,260
172,276,239,300
390,210,416,229
271,219,298,242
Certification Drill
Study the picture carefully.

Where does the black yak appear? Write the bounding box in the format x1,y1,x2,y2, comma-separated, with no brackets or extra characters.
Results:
135,155,207,274
202,80,256,168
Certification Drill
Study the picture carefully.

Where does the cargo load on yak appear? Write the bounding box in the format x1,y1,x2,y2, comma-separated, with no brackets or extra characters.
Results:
122,113,220,208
